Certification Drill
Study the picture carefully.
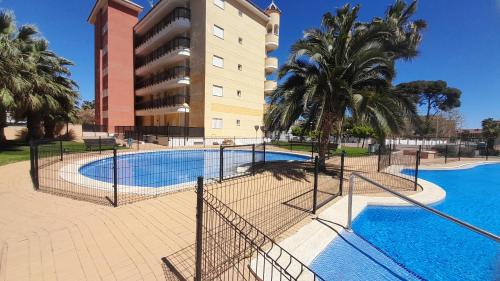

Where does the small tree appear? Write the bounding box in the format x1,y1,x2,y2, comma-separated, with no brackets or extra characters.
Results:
351,125,375,148
481,118,500,150
394,80,461,136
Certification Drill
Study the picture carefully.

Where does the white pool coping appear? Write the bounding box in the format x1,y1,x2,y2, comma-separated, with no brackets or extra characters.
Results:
273,161,500,273
58,148,311,195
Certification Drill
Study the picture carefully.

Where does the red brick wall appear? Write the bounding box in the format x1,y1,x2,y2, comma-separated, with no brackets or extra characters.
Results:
92,0,140,132
105,1,139,133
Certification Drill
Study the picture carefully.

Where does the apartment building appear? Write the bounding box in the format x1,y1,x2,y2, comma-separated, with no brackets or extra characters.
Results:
88,0,281,138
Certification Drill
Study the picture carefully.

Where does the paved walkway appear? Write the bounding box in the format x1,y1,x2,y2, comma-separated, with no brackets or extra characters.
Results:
0,161,196,281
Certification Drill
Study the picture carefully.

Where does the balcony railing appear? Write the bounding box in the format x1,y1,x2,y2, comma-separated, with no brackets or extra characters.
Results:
136,37,190,69
136,66,190,90
136,7,191,47
265,34,279,51
136,95,188,110
264,80,277,95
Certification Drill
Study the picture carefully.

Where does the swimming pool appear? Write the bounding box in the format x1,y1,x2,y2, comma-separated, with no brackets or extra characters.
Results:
79,149,309,187
311,163,500,281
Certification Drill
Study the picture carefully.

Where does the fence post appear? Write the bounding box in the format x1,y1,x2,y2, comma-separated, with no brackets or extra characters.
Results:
312,156,319,214
377,146,382,172
486,145,489,161
388,143,392,166
59,138,63,161
194,176,204,281
252,144,256,174
219,145,224,182
347,175,354,230
414,150,420,191
444,144,448,164
339,151,345,196
137,130,140,151
458,139,462,161
290,141,292,151
34,143,39,189
99,136,102,154
29,142,34,178
311,142,314,159
263,141,266,164
113,148,118,207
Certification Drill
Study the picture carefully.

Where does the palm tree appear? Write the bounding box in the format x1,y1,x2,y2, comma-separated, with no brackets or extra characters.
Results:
0,10,29,143
16,39,79,140
266,1,423,167
0,10,78,141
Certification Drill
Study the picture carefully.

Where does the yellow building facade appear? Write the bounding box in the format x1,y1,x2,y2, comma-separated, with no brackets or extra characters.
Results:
90,0,280,138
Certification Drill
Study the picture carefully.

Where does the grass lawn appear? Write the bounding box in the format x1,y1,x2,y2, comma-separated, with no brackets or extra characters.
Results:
0,140,122,166
270,141,369,156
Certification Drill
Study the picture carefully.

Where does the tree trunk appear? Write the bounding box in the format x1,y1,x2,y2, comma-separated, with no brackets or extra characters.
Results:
26,114,43,141
0,107,7,144
43,119,56,139
424,97,432,137
337,119,344,149
317,114,336,170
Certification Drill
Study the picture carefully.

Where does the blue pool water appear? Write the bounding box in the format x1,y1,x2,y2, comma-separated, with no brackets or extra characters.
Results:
311,163,500,281
79,150,309,187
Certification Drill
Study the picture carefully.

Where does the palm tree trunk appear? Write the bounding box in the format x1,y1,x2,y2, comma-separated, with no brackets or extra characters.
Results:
26,114,43,141
43,116,56,139
336,119,344,149
0,107,7,144
317,114,336,170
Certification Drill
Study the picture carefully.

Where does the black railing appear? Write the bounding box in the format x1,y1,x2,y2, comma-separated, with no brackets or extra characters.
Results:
82,124,108,133
136,37,190,68
115,125,204,138
136,66,190,90
136,7,191,47
195,177,326,281
135,95,188,110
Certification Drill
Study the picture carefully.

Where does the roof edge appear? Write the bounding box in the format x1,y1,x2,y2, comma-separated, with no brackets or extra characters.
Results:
88,0,143,24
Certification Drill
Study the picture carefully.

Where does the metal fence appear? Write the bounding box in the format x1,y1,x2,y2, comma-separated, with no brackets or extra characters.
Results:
388,137,499,164
194,177,325,281
82,124,108,133
30,141,277,206
161,149,421,280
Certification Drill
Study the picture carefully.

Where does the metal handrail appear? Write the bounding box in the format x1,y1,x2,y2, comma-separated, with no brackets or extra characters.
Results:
347,172,500,242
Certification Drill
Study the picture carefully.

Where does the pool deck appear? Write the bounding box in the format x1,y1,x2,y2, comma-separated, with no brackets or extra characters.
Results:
0,161,197,281
0,157,497,281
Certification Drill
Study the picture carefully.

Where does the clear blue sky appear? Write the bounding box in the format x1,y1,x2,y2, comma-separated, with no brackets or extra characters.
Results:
1,0,499,128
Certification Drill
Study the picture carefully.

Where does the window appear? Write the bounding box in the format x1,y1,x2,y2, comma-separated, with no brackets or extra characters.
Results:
212,55,224,68
238,37,243,44
238,64,242,71
237,90,242,97
102,23,108,35
267,24,272,34
212,85,223,97
103,89,108,97
236,120,241,126
102,45,108,55
214,0,224,9
274,24,279,35
212,118,223,129
213,25,224,39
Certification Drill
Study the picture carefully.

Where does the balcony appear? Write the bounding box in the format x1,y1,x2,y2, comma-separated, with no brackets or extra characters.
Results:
136,37,190,77
135,7,191,56
265,57,278,74
264,80,277,95
135,66,190,96
135,95,188,116
265,34,279,52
